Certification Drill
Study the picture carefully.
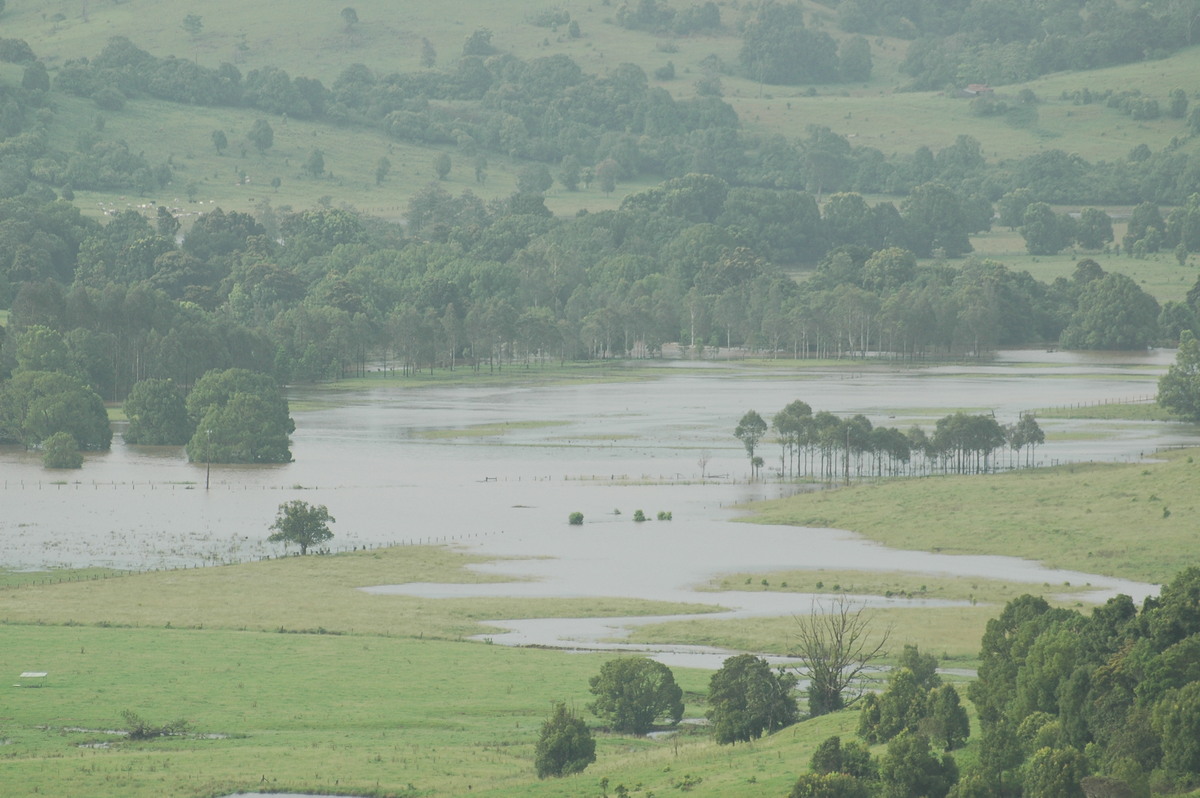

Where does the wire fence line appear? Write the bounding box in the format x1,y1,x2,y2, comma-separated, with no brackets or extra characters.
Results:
0,530,507,590
1032,394,1156,414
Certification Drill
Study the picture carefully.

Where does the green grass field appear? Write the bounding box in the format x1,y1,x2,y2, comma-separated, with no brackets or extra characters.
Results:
0,618,866,797
742,448,1200,584
0,543,859,798
967,225,1200,304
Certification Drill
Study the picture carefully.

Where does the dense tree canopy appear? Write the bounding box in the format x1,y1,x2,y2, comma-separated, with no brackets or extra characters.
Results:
123,378,192,445
534,703,595,778
739,2,840,86
1060,273,1160,350
0,369,111,449
706,654,798,743
588,658,683,735
959,569,1200,797
41,429,82,468
1158,331,1200,420
184,368,293,463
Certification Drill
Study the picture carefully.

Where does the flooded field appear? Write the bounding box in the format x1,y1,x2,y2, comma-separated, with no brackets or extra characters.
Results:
1,353,1190,631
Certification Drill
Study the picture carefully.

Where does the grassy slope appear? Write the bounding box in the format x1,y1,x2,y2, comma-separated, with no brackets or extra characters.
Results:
967,225,1199,304
5,0,1200,229
47,88,649,226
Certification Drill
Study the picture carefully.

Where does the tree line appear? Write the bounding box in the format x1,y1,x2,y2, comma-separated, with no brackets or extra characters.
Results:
0,174,1186,416
735,403,1045,481
787,568,1200,796
839,0,1200,89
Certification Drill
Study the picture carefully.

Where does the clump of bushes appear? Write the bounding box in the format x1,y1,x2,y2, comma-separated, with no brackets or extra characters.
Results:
657,511,672,520
633,509,647,522
42,432,82,469
121,710,189,740
568,512,584,526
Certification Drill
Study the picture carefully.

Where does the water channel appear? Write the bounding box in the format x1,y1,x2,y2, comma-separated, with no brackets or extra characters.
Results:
2,350,1192,660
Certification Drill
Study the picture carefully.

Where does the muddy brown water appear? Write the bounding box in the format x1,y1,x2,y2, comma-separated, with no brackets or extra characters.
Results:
1,352,1187,659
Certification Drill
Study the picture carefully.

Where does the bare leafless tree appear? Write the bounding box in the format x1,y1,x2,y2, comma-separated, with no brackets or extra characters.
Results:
792,594,891,717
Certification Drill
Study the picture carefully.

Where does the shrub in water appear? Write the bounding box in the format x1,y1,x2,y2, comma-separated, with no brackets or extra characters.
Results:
42,431,82,469
568,512,584,525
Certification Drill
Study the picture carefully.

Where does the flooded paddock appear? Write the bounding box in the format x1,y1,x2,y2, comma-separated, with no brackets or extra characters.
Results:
1,352,1189,652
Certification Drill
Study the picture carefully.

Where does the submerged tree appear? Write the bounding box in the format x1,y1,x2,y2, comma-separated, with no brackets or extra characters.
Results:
734,409,768,478
185,368,294,464
268,500,335,555
1007,413,1045,467
123,378,192,445
1158,330,1200,420
42,431,83,469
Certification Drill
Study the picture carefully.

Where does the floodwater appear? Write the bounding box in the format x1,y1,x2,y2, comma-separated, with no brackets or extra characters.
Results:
0,351,1190,658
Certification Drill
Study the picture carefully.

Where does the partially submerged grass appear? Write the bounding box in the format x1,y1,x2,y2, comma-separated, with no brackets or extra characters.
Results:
622,604,994,668
743,448,1200,584
302,360,664,391
1036,401,1176,421
414,420,571,440
0,566,132,589
0,545,722,638
698,569,1078,605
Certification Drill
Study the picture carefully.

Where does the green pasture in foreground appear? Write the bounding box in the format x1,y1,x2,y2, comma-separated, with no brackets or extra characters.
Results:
0,624,694,798
744,448,1200,585
0,618,862,798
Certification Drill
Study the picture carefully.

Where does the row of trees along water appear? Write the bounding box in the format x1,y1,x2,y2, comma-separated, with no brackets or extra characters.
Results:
734,403,1045,480
1,186,1190,395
